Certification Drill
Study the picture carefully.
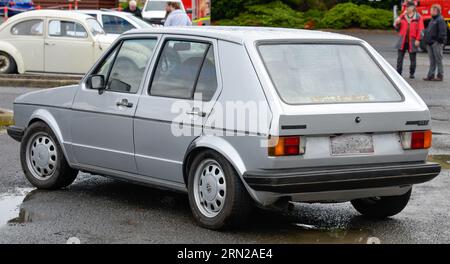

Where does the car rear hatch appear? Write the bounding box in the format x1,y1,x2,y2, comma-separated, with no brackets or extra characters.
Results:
257,41,432,169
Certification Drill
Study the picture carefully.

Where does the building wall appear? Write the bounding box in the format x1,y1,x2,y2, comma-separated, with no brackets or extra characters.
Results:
33,0,118,9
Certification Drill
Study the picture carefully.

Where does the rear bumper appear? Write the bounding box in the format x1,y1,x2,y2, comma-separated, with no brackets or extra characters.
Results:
6,126,24,142
243,162,441,194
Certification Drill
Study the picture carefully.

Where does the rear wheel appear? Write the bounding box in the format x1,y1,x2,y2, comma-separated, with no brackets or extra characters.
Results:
0,52,17,74
20,121,78,189
351,189,412,219
187,150,252,230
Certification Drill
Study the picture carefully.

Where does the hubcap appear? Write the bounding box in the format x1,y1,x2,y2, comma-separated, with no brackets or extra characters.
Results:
193,159,226,218
0,55,10,73
26,133,57,180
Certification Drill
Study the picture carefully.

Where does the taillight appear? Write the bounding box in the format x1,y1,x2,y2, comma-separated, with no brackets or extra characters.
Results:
268,136,306,156
400,130,432,150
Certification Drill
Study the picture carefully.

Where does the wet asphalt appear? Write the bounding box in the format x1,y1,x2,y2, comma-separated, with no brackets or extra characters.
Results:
0,31,449,244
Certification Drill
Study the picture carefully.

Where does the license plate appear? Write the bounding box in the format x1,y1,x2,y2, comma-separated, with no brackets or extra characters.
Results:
330,134,374,156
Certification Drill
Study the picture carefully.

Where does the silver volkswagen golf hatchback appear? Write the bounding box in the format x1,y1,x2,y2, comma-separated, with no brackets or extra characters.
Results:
7,27,441,230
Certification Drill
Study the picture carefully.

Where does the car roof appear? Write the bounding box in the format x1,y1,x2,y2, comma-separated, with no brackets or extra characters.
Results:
78,9,132,16
124,26,361,44
6,10,93,22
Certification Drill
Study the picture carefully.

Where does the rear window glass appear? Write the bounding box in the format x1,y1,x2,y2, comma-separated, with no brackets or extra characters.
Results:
258,44,402,104
145,1,170,11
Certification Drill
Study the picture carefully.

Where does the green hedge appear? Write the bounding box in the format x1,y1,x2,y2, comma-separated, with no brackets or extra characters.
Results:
215,2,393,29
212,0,394,21
215,2,309,28
320,3,393,29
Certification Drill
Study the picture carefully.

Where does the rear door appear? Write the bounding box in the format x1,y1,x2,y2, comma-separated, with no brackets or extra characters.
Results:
134,36,221,183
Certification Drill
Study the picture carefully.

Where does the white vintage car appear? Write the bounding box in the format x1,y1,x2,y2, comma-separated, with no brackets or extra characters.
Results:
77,10,153,37
0,10,115,74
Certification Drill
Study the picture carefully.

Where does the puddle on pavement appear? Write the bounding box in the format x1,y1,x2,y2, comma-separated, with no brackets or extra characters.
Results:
428,155,450,170
255,223,376,244
0,188,34,226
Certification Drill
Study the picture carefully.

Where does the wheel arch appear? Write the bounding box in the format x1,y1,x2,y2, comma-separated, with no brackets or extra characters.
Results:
0,41,25,73
183,136,247,185
182,136,268,206
27,109,70,162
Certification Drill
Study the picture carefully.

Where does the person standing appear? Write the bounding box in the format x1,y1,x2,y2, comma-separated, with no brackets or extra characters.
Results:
124,0,142,18
164,2,192,27
394,1,424,79
423,4,447,81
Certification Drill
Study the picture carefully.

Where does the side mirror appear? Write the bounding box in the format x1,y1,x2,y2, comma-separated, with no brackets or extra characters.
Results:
87,75,106,94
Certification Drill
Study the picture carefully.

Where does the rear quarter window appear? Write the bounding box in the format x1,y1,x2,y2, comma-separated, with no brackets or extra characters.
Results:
258,43,403,104
11,19,43,36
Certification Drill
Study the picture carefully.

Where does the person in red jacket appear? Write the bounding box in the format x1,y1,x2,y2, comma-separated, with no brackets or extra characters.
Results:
394,1,424,79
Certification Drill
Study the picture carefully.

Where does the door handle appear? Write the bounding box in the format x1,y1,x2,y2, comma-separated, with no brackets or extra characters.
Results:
44,41,55,46
186,108,206,117
116,98,133,108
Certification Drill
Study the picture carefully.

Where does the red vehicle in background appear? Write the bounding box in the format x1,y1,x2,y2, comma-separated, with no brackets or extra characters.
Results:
180,0,210,25
398,0,450,49
191,0,210,25
141,0,210,25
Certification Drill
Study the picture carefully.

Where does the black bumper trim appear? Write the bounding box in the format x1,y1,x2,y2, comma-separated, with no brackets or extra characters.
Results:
243,162,441,193
6,126,24,142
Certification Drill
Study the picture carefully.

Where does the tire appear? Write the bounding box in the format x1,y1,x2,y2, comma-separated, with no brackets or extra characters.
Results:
187,150,252,230
20,121,78,190
0,51,17,74
351,188,412,219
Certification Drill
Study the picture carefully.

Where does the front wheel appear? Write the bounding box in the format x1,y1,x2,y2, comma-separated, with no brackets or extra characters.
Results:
20,121,78,189
351,188,412,219
187,150,252,230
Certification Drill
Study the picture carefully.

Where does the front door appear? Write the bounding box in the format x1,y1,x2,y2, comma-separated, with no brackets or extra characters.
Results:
44,19,94,74
70,37,158,173
134,37,221,183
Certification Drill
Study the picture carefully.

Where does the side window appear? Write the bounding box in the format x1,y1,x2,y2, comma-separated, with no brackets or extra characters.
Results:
48,20,88,38
86,13,98,19
195,47,218,101
102,15,134,34
150,40,211,99
92,38,157,93
11,19,43,36
94,46,119,77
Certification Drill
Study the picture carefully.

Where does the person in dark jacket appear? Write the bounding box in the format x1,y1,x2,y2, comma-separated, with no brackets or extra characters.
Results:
394,1,424,79
124,0,142,18
423,4,447,81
